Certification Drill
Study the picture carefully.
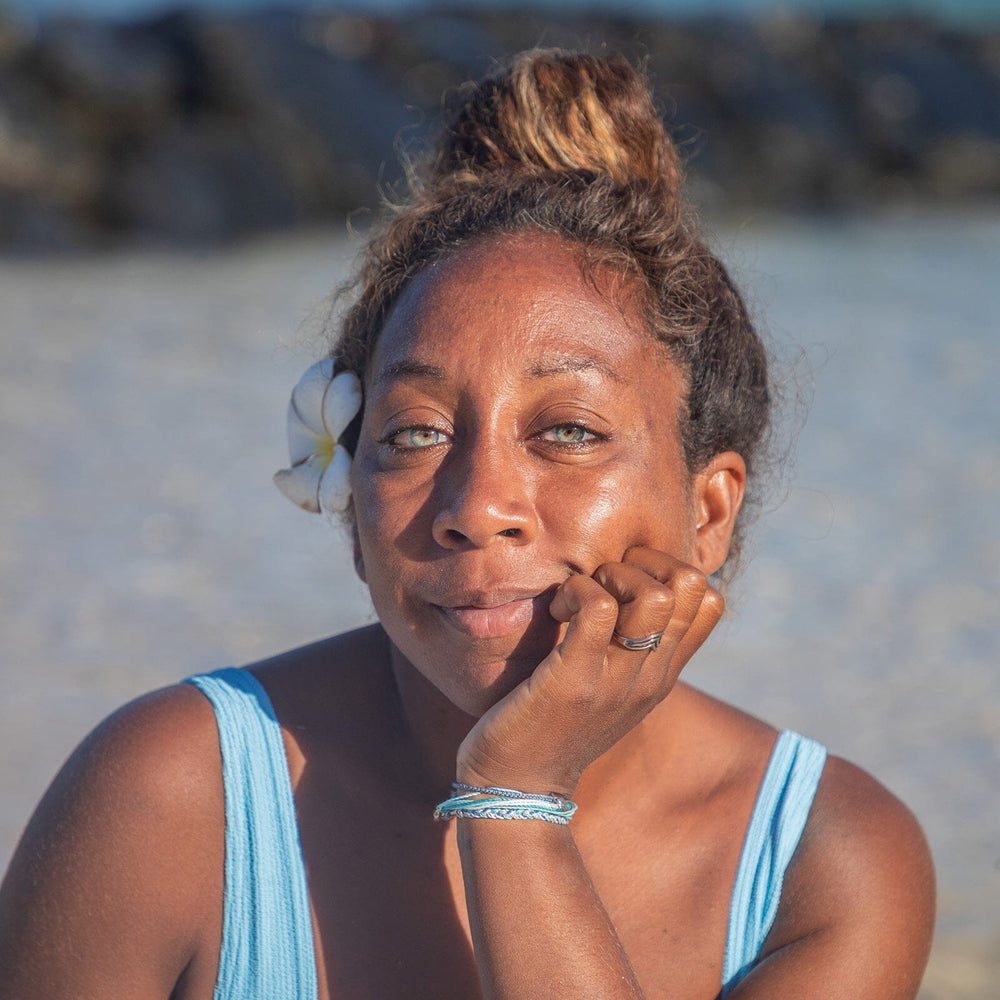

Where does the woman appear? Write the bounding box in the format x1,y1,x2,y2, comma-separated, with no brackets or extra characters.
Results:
0,51,933,999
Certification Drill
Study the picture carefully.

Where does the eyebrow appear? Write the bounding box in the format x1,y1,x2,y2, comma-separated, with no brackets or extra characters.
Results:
371,359,447,388
525,356,626,383
372,354,625,388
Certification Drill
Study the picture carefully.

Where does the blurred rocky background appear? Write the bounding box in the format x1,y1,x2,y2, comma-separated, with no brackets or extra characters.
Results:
1,5,999,251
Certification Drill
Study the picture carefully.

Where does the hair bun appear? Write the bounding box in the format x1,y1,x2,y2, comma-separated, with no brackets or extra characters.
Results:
432,50,681,195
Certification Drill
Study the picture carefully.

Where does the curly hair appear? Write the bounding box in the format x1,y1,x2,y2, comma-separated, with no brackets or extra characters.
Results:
330,50,770,579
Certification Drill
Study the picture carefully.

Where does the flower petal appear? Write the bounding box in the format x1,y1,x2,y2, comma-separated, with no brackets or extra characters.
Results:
317,444,353,514
321,370,363,441
290,358,335,435
273,453,329,513
286,399,325,465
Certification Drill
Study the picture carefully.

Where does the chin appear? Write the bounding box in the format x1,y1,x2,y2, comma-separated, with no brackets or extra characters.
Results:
384,602,564,716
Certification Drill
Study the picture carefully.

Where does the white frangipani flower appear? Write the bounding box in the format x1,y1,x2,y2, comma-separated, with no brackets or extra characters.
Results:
273,361,363,515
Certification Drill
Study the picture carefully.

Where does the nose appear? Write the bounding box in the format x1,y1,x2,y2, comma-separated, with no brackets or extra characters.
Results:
431,441,537,550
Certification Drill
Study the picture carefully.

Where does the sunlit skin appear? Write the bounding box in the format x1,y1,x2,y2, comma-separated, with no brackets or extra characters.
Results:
353,231,737,740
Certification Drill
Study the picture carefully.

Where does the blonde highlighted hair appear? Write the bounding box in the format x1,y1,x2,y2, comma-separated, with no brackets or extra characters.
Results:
432,51,680,191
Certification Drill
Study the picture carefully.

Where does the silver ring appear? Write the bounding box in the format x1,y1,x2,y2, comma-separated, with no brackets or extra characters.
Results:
611,630,664,652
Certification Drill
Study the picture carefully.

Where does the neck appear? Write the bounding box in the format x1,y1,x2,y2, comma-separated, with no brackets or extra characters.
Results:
386,638,479,801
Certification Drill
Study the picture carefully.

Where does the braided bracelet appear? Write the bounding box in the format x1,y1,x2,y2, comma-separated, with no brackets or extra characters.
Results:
434,782,577,825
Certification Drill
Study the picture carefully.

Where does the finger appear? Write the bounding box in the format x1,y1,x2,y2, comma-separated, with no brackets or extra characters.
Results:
667,583,725,670
547,573,620,685
632,579,724,705
618,548,723,690
622,547,709,645
590,561,675,670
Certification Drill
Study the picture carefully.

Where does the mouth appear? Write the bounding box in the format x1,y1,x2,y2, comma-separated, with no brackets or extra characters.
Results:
432,587,558,640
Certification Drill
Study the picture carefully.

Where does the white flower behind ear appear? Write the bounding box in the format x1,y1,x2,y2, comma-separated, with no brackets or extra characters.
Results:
274,362,362,515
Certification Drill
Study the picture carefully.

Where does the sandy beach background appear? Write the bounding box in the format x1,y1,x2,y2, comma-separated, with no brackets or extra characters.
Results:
1,212,997,996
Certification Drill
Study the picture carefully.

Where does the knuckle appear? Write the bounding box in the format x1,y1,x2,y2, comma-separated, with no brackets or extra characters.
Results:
634,673,671,710
557,578,583,609
640,585,675,615
633,674,661,705
622,544,656,562
623,545,674,571
554,673,597,713
588,593,619,623
561,574,596,609
702,586,726,618
675,568,708,598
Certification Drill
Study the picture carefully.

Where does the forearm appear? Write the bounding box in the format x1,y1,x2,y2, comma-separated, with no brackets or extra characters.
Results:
457,819,644,1000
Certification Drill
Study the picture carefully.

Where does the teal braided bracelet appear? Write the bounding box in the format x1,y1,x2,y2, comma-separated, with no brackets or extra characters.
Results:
433,783,577,825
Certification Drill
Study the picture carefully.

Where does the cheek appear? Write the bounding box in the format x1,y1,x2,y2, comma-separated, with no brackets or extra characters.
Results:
542,484,621,557
351,455,388,573
352,456,435,572
541,462,695,566
534,481,623,567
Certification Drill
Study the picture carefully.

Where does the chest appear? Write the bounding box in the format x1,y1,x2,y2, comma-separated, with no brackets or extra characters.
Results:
298,793,741,1000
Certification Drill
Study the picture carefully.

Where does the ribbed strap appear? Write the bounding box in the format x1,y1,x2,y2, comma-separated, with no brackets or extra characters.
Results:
721,730,827,994
186,668,318,1000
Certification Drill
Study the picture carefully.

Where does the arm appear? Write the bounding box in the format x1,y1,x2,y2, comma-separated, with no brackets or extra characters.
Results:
0,686,224,1000
458,821,643,1000
451,548,935,1000
454,548,722,1000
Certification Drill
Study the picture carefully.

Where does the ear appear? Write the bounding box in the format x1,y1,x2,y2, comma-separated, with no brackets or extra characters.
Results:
691,451,746,576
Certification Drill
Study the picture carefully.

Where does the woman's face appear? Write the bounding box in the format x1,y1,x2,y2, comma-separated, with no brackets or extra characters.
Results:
352,231,716,716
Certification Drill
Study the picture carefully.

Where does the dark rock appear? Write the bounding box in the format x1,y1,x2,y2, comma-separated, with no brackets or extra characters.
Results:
922,135,1000,197
107,117,299,242
825,20,1000,185
0,64,104,243
34,16,181,124
0,188,91,252
1,7,998,250
194,11,413,214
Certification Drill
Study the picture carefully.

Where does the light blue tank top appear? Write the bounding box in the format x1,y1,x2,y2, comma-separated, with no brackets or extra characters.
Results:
187,668,826,999
187,669,318,1000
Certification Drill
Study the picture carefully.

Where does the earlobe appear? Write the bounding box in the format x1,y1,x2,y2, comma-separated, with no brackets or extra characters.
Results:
693,452,746,575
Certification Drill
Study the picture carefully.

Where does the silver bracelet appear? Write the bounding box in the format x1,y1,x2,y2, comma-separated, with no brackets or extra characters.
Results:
434,782,577,824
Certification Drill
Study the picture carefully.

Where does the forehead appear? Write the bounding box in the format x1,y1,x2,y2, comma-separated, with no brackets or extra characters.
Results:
371,231,659,385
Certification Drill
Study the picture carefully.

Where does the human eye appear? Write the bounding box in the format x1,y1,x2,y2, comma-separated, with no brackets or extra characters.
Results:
536,423,605,450
379,425,450,452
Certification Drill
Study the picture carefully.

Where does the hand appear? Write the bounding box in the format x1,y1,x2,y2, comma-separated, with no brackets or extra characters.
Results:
455,546,724,796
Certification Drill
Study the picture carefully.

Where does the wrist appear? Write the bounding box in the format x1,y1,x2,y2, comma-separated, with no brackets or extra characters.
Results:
455,762,581,800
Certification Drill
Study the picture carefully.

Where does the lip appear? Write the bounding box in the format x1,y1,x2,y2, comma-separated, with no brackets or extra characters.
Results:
433,587,557,640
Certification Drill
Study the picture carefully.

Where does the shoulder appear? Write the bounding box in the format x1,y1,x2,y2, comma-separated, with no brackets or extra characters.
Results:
758,753,935,997
801,753,935,919
671,689,934,996
41,681,225,833
0,682,225,998
246,626,395,761
10,680,225,852
794,753,935,921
